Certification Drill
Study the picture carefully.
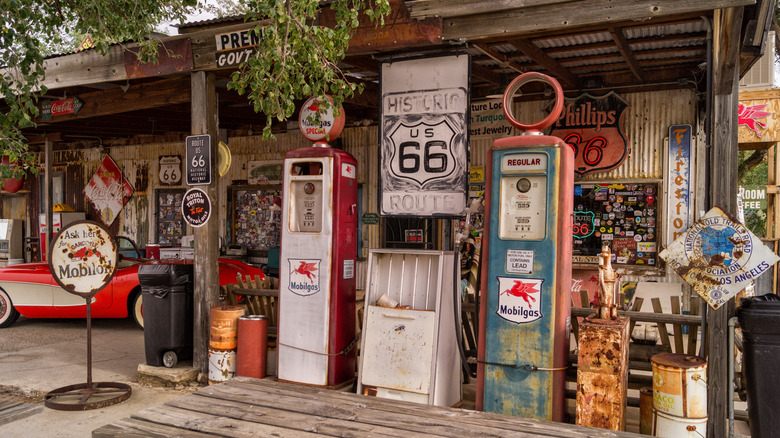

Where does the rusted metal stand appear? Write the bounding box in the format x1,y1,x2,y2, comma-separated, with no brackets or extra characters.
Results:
576,246,629,430
44,298,132,410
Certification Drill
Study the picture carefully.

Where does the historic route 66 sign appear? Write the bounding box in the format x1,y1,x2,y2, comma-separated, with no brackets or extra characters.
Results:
159,155,182,186
389,119,457,186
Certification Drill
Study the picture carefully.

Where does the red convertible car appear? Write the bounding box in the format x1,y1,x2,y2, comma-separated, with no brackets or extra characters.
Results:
0,249,265,329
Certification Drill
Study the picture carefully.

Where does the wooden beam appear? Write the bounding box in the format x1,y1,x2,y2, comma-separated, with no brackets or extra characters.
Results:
191,71,220,378
471,62,503,85
708,8,743,437
473,44,526,74
408,0,581,18
713,7,745,94
34,77,191,124
440,0,754,41
510,38,581,89
609,27,646,82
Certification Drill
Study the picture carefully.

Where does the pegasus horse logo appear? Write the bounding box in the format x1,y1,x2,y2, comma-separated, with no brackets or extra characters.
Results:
501,280,539,307
292,261,318,283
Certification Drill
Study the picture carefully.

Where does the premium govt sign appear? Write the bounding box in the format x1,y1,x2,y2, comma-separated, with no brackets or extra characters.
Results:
380,54,469,217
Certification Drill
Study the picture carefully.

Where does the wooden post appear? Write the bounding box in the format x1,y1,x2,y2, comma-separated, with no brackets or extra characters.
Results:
190,71,220,377
44,139,53,260
708,7,743,438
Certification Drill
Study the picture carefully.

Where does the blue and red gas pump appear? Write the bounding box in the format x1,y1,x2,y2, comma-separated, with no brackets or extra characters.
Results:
476,73,574,421
277,97,359,388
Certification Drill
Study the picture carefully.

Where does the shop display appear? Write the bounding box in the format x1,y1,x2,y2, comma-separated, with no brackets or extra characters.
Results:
232,187,282,251
573,182,659,266
156,189,185,246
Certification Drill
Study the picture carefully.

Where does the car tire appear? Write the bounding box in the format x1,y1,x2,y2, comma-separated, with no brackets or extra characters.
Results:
130,291,143,329
0,287,20,328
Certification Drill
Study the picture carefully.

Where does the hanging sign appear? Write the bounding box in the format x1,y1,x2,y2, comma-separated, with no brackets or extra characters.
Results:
666,125,694,244
549,91,630,176
41,97,84,120
186,134,211,185
159,155,182,186
84,155,134,227
299,95,345,143
379,54,470,217
214,27,264,68
49,221,117,298
660,206,780,309
182,187,211,228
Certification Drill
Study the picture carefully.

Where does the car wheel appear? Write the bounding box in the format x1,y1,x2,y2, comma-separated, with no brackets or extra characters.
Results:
0,287,20,328
130,291,143,329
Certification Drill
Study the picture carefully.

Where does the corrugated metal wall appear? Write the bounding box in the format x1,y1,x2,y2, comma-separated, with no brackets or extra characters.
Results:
34,88,698,286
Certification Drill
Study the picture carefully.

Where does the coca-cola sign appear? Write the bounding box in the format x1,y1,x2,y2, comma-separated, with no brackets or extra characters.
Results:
84,155,134,227
41,97,84,120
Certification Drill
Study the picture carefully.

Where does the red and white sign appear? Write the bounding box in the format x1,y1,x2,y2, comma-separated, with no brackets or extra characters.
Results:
496,277,544,324
50,97,84,117
501,153,547,172
84,155,134,227
549,92,630,176
299,96,345,143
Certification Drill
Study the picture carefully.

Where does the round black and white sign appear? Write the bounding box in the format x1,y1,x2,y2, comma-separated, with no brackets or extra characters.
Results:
182,187,211,228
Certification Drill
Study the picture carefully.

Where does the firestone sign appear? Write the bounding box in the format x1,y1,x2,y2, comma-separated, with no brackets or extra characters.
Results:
549,92,630,176
660,207,780,309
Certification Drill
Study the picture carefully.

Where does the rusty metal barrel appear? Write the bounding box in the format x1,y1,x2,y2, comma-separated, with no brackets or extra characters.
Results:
650,353,707,438
639,386,653,435
236,315,268,379
651,353,707,418
208,305,245,384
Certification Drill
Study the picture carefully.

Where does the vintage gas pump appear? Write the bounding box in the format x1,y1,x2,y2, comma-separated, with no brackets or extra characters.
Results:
277,96,358,388
476,73,574,421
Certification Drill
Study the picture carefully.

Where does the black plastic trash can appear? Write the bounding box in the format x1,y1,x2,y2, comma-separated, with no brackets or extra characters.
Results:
139,262,194,368
737,294,780,438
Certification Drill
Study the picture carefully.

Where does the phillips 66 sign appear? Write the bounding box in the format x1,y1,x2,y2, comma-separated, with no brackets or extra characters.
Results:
380,54,469,217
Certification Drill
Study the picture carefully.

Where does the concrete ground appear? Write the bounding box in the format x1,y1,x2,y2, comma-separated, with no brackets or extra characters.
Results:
0,317,196,437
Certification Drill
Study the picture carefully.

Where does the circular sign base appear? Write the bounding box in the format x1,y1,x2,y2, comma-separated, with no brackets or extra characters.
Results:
45,382,131,411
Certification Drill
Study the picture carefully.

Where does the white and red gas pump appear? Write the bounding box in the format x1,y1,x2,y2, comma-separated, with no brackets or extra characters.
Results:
476,73,574,421
277,96,358,388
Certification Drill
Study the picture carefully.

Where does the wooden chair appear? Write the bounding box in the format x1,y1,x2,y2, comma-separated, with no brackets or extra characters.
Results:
225,274,279,336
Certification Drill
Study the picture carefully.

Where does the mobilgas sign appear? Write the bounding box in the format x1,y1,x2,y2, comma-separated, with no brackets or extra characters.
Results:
214,27,264,68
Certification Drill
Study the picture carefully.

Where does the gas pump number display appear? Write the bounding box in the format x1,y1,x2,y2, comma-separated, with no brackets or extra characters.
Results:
498,153,548,240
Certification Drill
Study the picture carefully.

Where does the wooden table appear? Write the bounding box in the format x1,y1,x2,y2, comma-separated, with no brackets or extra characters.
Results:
93,377,642,437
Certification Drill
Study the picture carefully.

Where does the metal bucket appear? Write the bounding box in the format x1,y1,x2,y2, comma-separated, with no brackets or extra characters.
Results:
651,353,707,418
236,315,268,379
639,386,654,435
208,348,237,384
209,305,245,350
652,408,707,437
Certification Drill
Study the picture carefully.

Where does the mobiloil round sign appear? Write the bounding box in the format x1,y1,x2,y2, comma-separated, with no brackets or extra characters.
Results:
49,220,118,299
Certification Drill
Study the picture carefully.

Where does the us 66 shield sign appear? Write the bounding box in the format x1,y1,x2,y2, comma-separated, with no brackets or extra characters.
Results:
380,55,470,217
186,134,211,185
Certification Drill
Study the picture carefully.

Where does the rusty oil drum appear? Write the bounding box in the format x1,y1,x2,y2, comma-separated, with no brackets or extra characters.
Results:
639,386,654,435
236,315,268,379
651,353,707,418
652,408,708,437
208,305,245,384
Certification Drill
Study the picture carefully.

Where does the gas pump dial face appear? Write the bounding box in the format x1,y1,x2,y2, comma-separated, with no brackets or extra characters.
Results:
499,175,547,240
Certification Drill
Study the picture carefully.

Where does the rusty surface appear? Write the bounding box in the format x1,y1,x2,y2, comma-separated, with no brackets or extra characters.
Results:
124,38,193,79
651,353,707,418
44,382,131,411
576,315,629,431
639,387,653,435
319,0,442,54
651,352,706,369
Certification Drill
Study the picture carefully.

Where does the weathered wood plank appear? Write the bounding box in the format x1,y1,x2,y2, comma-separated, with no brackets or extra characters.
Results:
407,0,581,18
571,307,701,325
0,402,42,426
167,393,431,438
214,378,642,437
132,405,318,437
92,417,215,438
440,0,755,41
651,298,672,349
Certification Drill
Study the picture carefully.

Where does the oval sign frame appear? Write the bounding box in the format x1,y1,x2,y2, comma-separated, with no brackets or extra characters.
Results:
182,187,212,228
49,220,118,299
